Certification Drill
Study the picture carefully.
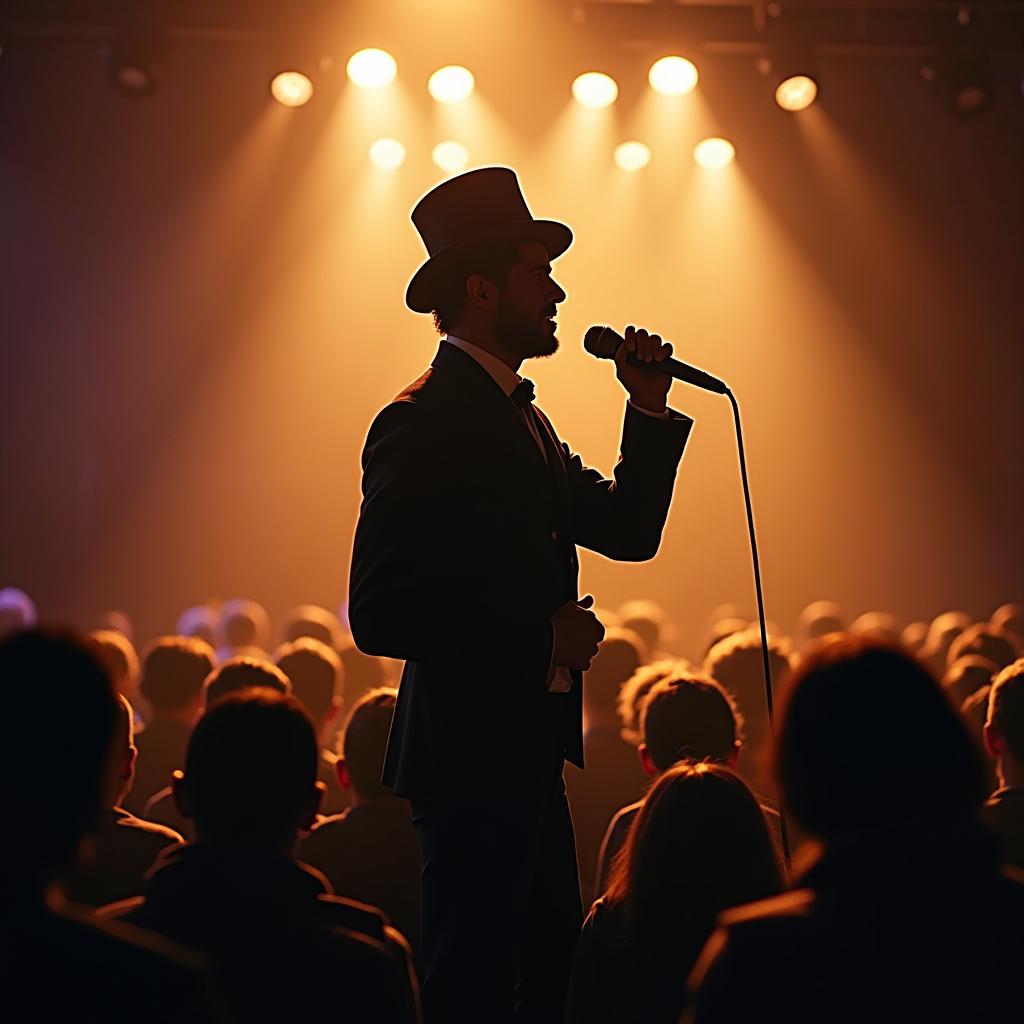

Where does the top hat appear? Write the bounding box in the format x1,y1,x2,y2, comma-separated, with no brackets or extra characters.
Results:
405,167,573,313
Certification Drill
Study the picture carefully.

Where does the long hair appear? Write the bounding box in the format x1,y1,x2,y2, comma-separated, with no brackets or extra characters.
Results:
604,761,782,957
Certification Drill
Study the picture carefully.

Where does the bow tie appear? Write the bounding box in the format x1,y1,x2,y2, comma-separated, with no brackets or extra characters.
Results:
510,378,535,408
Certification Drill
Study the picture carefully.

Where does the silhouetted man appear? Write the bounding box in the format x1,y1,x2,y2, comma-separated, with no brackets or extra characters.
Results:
349,166,692,1023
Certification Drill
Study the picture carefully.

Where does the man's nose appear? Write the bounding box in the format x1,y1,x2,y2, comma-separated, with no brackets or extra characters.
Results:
551,280,567,304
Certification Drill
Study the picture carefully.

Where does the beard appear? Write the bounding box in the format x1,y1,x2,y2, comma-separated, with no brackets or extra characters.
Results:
493,295,559,361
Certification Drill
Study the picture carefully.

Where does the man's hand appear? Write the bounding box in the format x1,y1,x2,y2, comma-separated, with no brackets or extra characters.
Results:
614,325,673,414
550,595,605,671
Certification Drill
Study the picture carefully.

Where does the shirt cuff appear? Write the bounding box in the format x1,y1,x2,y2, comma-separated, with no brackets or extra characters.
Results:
628,400,670,420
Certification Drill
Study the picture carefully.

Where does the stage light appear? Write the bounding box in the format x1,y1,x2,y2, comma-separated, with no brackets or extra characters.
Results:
921,51,993,117
614,142,651,172
432,141,470,172
775,74,818,112
648,56,698,97
271,71,314,107
428,66,475,104
369,138,406,170
693,137,735,170
572,72,618,109
347,48,397,89
105,31,161,96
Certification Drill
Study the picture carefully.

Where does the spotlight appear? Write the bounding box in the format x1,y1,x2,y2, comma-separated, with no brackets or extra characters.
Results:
271,71,314,107
693,138,735,170
921,51,993,117
369,138,406,170
428,66,475,104
614,142,651,172
572,72,618,109
774,74,818,112
105,29,161,96
648,56,698,97
432,141,470,172
347,48,397,89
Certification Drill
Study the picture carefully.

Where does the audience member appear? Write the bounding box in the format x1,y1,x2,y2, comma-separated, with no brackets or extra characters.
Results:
961,685,996,791
567,762,782,1024
565,628,652,902
618,598,672,659
64,695,183,906
991,603,1024,649
0,585,37,637
91,628,140,703
982,658,1024,871
701,618,750,659
920,608,972,674
849,610,901,644
275,637,348,814
98,609,134,642
1,628,217,1020
215,597,270,662
176,603,220,646
688,637,1023,1023
900,619,930,655
616,659,682,746
947,622,1019,672
595,672,783,893
100,689,420,1022
125,635,215,816
300,688,422,972
338,636,391,705
796,600,844,648
282,603,345,650
943,654,997,706
703,629,795,796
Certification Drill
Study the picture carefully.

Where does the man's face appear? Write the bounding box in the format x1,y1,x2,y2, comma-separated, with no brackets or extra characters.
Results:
492,243,567,360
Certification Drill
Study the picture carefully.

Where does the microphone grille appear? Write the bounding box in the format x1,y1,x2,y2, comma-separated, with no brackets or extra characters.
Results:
583,325,619,360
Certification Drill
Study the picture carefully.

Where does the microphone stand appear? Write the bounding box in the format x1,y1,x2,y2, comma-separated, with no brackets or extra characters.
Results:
724,386,793,872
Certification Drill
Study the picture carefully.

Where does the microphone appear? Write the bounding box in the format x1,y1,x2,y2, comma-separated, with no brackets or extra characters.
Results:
584,325,728,395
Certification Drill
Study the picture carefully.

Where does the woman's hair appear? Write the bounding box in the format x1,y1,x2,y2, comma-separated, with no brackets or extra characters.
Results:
604,761,782,955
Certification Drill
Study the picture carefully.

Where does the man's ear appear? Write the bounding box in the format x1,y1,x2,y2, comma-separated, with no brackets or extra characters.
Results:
466,273,495,311
727,742,741,769
301,780,326,832
120,744,138,781
638,743,659,778
983,722,1002,760
335,755,352,792
171,770,193,820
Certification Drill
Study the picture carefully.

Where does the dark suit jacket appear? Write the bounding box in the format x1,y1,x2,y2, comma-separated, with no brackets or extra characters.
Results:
349,341,692,800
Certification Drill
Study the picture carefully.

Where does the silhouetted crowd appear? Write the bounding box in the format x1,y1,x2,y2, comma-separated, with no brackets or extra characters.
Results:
2,585,1023,1022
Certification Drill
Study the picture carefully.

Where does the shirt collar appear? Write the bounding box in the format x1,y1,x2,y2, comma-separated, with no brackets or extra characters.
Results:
444,335,522,399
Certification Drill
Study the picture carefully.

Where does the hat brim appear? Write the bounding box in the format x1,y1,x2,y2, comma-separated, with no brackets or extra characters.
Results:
405,219,572,314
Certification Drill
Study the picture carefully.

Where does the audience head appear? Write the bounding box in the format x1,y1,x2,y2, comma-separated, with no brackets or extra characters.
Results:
617,599,669,658
336,688,399,804
583,627,647,724
776,636,988,842
281,604,344,651
175,603,220,645
991,603,1024,649
849,611,901,645
97,610,134,642
901,620,930,655
202,656,290,710
337,639,389,706
947,622,1019,672
1,628,119,888
703,618,750,659
175,689,321,850
273,637,343,730
0,586,37,638
217,598,270,653
109,694,138,807
922,609,972,667
605,762,782,950
797,600,844,646
984,658,1024,788
140,635,216,718
639,671,742,775
91,628,140,700
943,655,997,707
617,659,684,746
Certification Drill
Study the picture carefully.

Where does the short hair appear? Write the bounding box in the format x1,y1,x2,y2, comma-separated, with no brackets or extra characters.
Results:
616,659,683,746
942,655,998,707
202,656,290,710
702,618,750,659
274,637,343,725
281,604,344,650
140,635,216,712
797,600,844,645
91,629,140,697
218,597,269,650
0,587,37,637
1,628,119,878
583,628,647,716
987,657,1024,764
849,611,901,644
182,689,318,844
922,609,972,664
617,599,669,657
947,623,1019,672
776,636,988,840
175,604,219,645
901,621,930,655
992,603,1024,647
340,688,398,801
430,240,524,335
640,672,742,772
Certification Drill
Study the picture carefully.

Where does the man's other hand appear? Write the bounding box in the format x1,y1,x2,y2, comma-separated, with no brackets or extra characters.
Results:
550,595,605,671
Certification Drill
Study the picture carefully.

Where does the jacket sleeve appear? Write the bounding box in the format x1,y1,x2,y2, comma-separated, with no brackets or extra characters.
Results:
348,400,554,679
560,403,693,562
